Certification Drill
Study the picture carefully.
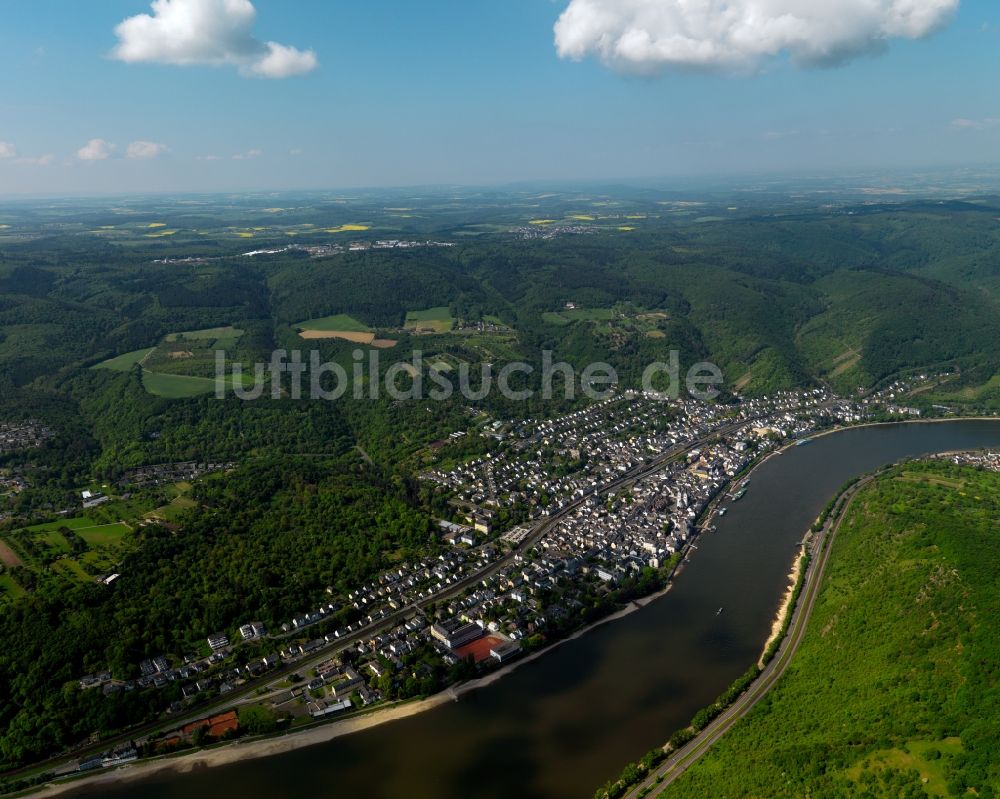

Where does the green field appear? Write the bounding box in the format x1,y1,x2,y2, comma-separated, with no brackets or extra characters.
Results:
141,370,255,398
76,523,130,547
164,325,244,342
296,314,371,332
658,462,1000,798
142,371,224,398
543,307,617,325
404,307,455,333
26,516,100,533
92,347,155,372
147,494,197,522
23,517,129,553
93,327,246,393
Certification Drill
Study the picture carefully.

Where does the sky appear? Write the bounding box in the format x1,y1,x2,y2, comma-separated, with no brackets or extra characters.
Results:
0,0,998,195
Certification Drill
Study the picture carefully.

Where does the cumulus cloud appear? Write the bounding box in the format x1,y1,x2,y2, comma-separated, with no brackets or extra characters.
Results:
111,0,318,79
126,140,168,159
78,139,116,161
554,0,960,74
232,148,262,160
0,142,16,159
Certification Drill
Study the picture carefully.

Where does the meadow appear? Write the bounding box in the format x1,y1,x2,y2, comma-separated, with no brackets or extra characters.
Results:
405,307,456,333
92,326,250,396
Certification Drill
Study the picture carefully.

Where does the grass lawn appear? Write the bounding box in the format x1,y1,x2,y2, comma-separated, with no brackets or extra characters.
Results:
76,523,130,547
142,369,251,398
26,516,98,533
404,307,455,333
147,495,197,522
296,314,371,332
92,347,155,372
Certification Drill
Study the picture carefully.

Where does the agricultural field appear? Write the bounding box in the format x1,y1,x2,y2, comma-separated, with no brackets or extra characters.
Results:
543,307,617,326
142,370,252,398
296,314,371,333
324,224,371,234
92,347,155,372
165,325,244,348
293,313,390,345
405,307,455,333
0,482,198,600
92,326,250,395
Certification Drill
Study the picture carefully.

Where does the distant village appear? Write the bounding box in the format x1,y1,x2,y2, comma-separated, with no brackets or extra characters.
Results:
0,420,53,455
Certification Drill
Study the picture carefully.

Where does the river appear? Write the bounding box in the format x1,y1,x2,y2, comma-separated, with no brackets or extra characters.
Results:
69,420,1000,799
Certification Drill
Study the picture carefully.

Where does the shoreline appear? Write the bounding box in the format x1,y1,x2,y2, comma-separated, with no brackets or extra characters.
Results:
757,542,806,669
27,583,677,799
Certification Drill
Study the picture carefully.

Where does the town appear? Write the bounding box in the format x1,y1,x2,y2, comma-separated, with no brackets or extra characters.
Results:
54,379,955,770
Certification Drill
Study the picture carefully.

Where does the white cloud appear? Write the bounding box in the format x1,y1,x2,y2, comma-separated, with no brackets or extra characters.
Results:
111,0,318,79
78,139,116,161
0,142,16,159
244,42,318,79
196,154,222,161
126,140,168,159
232,148,262,160
554,0,960,74
16,154,54,166
951,117,1000,130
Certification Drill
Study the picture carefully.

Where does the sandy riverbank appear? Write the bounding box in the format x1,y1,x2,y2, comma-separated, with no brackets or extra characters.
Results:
757,543,806,669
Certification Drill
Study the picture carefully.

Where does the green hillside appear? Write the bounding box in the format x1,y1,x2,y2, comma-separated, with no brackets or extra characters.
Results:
659,461,1000,799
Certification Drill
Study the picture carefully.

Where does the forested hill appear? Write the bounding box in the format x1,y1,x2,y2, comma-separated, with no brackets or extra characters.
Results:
2,194,1000,408
658,461,1000,799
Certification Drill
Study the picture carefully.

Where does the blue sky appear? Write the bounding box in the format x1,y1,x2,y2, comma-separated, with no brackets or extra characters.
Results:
0,0,998,195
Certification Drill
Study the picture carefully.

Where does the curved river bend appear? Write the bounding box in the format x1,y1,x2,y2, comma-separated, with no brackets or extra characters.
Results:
75,421,1000,799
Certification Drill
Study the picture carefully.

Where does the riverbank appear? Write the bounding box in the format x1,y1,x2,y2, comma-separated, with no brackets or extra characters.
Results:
27,694,457,799
616,469,880,799
25,579,679,799
757,540,807,669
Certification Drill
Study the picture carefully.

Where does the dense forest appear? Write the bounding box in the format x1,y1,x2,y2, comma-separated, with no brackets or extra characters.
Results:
0,454,435,765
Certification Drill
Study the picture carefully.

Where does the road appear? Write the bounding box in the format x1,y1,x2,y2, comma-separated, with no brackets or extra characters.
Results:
620,470,877,799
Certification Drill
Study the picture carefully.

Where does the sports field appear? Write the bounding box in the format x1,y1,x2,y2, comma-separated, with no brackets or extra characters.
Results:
454,634,506,664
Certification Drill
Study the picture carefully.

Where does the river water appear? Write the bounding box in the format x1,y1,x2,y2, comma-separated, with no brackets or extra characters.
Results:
74,420,1000,799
